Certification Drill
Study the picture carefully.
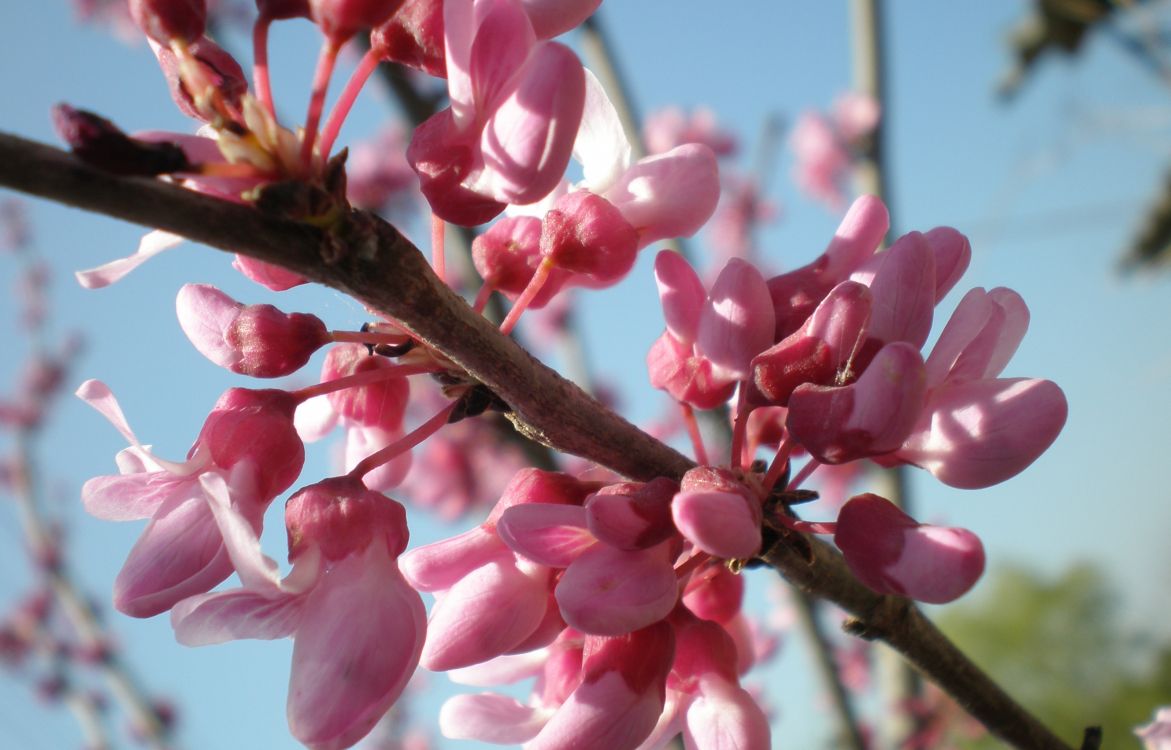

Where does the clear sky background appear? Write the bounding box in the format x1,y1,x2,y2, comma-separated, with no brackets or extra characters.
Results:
2,2,1171,749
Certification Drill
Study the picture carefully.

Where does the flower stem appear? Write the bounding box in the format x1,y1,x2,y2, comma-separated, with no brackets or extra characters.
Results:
292,362,434,402
730,386,750,470
300,38,342,170
679,402,709,466
499,257,554,336
252,14,277,122
787,458,821,491
431,213,447,284
318,46,382,160
762,438,793,492
348,400,459,480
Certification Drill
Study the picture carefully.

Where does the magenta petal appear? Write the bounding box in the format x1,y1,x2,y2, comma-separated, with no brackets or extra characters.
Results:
671,490,761,560
113,492,234,618
835,494,984,604
496,504,593,567
853,231,936,349
555,543,677,636
176,283,243,370
171,587,305,646
896,377,1067,489
607,143,720,247
787,342,926,464
288,547,426,750
421,558,549,671
476,42,585,205
439,693,548,743
885,524,985,604
925,227,971,303
696,258,775,382
468,0,535,111
653,250,705,345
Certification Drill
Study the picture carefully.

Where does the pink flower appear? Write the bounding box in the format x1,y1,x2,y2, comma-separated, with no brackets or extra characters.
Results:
834,493,985,604
172,476,425,750
643,107,738,158
78,379,304,617
648,252,774,409
1137,707,1171,750
789,92,880,210
407,0,586,225
176,284,330,377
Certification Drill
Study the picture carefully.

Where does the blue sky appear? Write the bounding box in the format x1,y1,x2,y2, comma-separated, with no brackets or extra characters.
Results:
2,2,1171,749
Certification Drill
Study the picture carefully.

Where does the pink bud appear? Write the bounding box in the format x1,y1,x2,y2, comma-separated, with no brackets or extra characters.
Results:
152,37,247,123
285,476,409,562
584,478,677,551
232,255,308,291
540,191,638,285
834,493,985,604
197,389,305,499
177,284,329,378
129,0,207,44
672,468,761,560
681,563,744,623
308,0,407,42
473,215,569,306
371,0,445,76
257,0,310,19
320,344,410,432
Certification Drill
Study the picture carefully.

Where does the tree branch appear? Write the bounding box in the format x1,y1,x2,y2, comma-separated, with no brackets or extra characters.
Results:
0,130,1078,750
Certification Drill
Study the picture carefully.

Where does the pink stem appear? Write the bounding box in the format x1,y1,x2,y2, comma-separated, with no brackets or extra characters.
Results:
431,213,447,284
252,15,277,121
292,362,435,402
472,284,494,314
499,258,554,336
787,458,822,492
772,512,836,536
679,402,709,466
300,38,342,170
762,438,793,492
730,386,750,470
318,47,382,160
329,330,411,346
348,400,459,480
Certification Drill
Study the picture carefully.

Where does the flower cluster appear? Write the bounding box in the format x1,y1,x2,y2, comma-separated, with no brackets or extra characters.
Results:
67,1,1070,749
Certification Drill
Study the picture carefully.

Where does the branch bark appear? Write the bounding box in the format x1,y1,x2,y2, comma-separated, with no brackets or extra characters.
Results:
0,130,1078,750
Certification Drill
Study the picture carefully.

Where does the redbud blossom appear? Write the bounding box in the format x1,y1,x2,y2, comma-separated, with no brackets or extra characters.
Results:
176,284,330,377
834,493,985,604
79,380,303,617
172,476,424,750
1136,707,1171,750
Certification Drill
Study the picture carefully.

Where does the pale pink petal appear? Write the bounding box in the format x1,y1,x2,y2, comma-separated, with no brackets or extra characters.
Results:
896,378,1067,489
573,68,631,194
294,395,338,443
343,425,412,491
170,587,306,646
555,543,677,636
113,492,233,618
606,144,720,247
75,230,183,289
696,258,775,381
671,490,761,560
447,649,549,686
682,676,771,750
925,287,1030,387
175,283,242,370
520,0,600,38
653,251,706,345
76,379,192,474
421,558,550,671
884,524,985,604
925,227,971,303
443,0,478,128
288,547,426,750
496,503,594,567
530,671,663,750
82,471,196,521
439,693,549,743
831,92,880,142
198,472,282,591
231,256,307,291
399,526,507,592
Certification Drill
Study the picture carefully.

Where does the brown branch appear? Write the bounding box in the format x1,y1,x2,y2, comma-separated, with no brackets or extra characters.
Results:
0,131,1077,750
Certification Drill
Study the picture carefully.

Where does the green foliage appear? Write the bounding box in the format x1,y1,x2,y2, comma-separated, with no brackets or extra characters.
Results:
936,563,1171,749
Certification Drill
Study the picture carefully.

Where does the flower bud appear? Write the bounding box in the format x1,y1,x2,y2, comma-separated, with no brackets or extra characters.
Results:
129,0,207,44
